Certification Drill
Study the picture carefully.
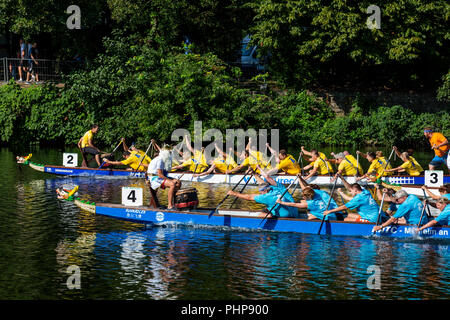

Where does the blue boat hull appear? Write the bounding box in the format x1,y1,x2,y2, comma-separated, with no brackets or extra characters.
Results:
41,164,146,178
86,203,450,240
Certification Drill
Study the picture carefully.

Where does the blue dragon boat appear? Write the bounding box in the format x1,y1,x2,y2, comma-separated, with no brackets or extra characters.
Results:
73,199,450,240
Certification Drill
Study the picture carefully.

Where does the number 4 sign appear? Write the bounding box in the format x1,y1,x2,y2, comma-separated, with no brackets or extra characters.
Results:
122,187,143,206
425,170,443,187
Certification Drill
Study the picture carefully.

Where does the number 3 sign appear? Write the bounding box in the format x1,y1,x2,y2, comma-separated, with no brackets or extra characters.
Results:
122,187,143,206
425,170,443,187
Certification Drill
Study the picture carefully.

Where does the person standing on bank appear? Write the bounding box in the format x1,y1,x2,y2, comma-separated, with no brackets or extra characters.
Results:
78,125,102,167
423,127,449,171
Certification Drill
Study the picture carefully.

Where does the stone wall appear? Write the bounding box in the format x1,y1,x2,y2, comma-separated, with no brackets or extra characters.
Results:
312,89,449,115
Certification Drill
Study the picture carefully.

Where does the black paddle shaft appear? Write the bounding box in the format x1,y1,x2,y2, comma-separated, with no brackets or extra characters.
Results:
317,177,339,234
209,170,252,217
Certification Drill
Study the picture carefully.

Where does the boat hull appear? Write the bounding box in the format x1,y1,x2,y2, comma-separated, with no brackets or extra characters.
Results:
25,162,447,197
74,201,450,240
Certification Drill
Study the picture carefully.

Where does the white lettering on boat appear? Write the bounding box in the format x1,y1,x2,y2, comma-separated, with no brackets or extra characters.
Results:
125,209,145,220
54,169,74,173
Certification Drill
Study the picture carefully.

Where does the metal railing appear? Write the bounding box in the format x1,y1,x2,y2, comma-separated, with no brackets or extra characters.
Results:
1,57,83,83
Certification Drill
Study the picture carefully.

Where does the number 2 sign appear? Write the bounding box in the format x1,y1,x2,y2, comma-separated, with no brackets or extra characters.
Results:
63,153,78,167
425,170,443,187
122,187,143,206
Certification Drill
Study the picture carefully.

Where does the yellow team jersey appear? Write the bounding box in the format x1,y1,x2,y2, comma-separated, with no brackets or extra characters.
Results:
338,155,363,176
313,156,334,175
81,130,93,148
400,157,424,176
179,150,208,173
277,154,300,175
121,151,151,171
213,156,237,173
345,155,364,175
367,158,393,177
249,150,272,170
338,159,356,176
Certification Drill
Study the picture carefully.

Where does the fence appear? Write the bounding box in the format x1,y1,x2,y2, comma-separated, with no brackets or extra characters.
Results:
1,58,83,83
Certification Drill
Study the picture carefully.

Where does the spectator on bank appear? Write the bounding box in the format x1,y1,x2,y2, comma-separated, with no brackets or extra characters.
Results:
26,42,39,83
18,39,27,82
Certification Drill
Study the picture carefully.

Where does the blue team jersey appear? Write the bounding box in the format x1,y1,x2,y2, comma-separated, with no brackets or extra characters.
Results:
442,194,450,200
254,182,298,218
344,189,381,223
434,205,450,226
306,189,340,221
393,194,428,225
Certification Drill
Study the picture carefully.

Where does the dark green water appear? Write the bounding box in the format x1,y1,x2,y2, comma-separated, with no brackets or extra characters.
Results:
1,146,449,300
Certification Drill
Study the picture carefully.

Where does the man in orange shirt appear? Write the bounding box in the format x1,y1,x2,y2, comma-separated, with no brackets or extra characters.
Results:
424,127,449,170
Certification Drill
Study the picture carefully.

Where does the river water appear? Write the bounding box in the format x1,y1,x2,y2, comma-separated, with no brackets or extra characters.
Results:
1,146,449,300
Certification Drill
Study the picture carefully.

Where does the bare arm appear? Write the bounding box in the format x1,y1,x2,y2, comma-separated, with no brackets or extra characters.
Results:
194,164,215,177
276,199,308,209
256,165,277,186
324,204,347,216
421,186,441,200
418,219,439,232
227,190,256,202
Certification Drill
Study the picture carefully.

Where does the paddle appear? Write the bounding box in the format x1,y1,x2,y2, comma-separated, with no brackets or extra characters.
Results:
373,191,386,233
317,175,339,235
131,140,153,175
416,199,428,229
375,147,395,180
97,138,123,170
421,188,433,219
258,175,300,227
229,154,274,209
289,152,304,197
208,168,252,218
355,152,360,177
299,151,305,176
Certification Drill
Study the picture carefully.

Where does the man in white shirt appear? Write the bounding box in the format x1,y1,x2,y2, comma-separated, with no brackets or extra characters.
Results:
146,148,181,209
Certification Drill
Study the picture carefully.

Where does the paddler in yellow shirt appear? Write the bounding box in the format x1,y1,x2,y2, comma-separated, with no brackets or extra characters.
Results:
171,135,208,173
300,147,334,179
193,144,237,177
384,151,424,176
265,143,300,175
330,151,364,177
103,149,151,171
356,151,393,181
246,137,272,171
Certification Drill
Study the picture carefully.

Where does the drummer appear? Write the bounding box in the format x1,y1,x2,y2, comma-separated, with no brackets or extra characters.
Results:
146,147,181,209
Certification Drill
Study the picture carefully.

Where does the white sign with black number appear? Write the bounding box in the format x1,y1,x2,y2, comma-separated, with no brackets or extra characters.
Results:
122,187,143,206
63,153,78,167
424,170,443,187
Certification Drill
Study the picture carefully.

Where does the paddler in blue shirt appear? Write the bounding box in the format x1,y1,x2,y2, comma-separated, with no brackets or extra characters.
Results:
323,173,389,223
226,168,298,218
417,197,450,232
373,190,428,232
276,175,342,221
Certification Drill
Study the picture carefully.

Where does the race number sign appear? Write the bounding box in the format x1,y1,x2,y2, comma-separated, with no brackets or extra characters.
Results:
122,187,143,206
424,170,443,187
63,153,78,167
